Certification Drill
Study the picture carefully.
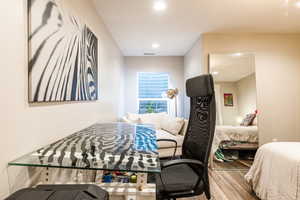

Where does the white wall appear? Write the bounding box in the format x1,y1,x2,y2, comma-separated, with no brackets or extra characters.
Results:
215,82,239,126
237,73,257,118
202,34,300,145
183,37,203,118
124,56,184,117
0,0,124,198
215,74,257,126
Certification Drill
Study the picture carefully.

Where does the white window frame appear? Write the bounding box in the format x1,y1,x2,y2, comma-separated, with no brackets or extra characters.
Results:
137,72,170,114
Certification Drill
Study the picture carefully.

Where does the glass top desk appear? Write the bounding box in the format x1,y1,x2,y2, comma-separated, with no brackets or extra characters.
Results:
8,123,161,173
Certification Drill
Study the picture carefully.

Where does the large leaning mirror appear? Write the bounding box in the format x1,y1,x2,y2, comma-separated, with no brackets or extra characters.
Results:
209,53,258,171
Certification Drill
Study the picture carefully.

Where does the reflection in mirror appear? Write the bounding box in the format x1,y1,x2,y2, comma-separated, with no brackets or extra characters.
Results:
209,53,258,171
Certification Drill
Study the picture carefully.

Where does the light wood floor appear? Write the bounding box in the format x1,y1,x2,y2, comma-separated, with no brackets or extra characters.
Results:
213,160,253,171
183,170,259,200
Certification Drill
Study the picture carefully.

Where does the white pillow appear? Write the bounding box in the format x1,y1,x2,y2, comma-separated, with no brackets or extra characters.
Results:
126,113,141,123
161,115,185,136
139,113,165,129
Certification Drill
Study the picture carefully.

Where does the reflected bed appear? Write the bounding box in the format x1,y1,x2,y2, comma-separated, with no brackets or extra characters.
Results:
212,125,258,154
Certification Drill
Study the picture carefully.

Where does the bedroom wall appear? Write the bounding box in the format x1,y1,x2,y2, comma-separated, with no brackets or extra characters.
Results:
124,56,184,117
0,0,124,198
236,73,257,118
202,34,300,145
215,82,239,126
183,37,203,118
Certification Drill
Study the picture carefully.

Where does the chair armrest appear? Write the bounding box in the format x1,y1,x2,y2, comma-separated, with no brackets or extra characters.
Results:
161,159,204,169
157,139,177,159
157,139,178,147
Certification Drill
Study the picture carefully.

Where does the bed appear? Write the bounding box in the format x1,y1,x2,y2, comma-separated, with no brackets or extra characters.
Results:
245,142,300,200
212,125,259,154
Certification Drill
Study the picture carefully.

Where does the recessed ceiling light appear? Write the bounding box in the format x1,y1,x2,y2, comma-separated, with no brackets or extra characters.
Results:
212,71,219,75
232,53,243,57
295,0,300,7
153,1,167,11
152,43,160,49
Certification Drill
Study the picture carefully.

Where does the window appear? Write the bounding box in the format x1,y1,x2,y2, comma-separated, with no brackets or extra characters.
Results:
138,72,169,114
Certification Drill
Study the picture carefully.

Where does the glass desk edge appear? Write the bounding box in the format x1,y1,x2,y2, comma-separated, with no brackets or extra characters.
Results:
8,122,161,173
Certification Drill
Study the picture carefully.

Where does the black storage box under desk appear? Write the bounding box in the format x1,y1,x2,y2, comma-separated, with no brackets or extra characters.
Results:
5,184,109,200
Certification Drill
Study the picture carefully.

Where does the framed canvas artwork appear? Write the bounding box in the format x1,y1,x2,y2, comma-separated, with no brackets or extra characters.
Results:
224,93,233,106
28,0,98,102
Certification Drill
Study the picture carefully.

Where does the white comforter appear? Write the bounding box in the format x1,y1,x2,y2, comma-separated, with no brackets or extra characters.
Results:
212,125,258,154
245,142,300,200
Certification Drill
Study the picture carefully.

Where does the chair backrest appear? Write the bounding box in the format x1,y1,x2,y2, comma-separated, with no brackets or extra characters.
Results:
182,74,216,166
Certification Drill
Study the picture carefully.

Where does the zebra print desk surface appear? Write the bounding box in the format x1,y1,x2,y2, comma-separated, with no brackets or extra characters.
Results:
9,123,161,173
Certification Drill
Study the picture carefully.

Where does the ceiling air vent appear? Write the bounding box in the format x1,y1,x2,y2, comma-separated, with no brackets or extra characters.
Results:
144,53,156,56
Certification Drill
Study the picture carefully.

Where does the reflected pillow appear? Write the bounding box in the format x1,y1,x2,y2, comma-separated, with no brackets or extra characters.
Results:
252,117,258,125
240,114,256,126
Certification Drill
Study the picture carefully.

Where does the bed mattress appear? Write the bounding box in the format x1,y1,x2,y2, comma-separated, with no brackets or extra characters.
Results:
245,142,300,200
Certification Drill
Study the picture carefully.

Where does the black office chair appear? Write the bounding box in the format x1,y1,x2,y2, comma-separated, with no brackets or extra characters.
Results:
5,184,109,200
156,74,216,200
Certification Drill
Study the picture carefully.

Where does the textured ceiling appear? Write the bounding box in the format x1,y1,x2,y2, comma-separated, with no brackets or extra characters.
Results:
93,0,300,56
210,53,255,82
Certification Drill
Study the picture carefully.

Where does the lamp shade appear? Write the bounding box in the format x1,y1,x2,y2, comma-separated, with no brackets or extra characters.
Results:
165,88,179,99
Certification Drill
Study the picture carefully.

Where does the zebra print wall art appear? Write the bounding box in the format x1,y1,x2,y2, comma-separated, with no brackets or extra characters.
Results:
28,0,98,102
